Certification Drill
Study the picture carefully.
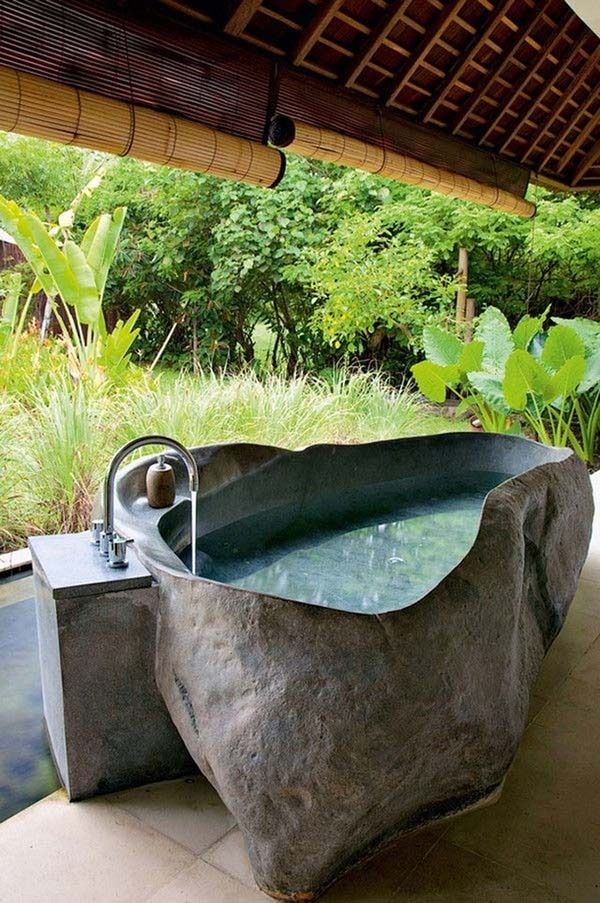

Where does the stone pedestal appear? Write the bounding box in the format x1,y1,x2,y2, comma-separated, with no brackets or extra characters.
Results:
29,532,195,800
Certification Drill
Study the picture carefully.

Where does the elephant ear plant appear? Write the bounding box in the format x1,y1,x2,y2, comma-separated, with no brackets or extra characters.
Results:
0,193,140,384
412,307,600,464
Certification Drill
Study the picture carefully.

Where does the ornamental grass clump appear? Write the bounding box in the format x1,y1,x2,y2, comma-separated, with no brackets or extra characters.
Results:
0,369,461,552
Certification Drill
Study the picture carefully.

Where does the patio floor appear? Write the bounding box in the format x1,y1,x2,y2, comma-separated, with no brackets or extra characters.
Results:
0,475,599,903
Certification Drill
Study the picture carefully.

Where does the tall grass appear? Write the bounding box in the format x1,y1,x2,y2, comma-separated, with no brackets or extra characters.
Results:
1,370,462,552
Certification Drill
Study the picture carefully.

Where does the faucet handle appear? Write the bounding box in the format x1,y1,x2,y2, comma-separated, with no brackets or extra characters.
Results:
107,533,133,570
90,519,103,546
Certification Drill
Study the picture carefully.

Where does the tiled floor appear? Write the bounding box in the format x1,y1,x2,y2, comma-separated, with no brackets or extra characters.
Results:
0,475,599,902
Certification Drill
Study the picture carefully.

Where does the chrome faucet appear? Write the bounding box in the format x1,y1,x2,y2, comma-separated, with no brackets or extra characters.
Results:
92,435,199,569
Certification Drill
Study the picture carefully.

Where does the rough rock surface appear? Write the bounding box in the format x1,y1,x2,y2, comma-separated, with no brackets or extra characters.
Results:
149,448,592,901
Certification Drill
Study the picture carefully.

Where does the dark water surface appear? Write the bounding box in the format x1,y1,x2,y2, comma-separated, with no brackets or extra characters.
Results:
0,591,59,822
185,470,510,614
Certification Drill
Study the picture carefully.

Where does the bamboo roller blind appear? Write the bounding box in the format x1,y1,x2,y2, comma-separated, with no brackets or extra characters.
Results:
0,65,285,187
270,116,535,218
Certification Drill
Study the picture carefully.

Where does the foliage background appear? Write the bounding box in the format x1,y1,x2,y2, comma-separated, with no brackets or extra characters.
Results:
1,132,598,378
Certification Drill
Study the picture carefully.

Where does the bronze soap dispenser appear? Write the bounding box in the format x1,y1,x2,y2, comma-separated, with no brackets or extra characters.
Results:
146,454,176,508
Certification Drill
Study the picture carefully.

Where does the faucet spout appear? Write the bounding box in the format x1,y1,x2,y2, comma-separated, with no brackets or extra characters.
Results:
100,435,199,569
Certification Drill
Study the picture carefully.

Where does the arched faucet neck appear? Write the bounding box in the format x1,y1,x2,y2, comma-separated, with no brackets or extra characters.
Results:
102,435,199,538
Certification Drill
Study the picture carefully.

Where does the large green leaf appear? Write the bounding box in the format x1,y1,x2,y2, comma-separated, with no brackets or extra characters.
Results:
542,324,585,372
0,199,59,300
423,325,462,366
503,349,550,410
552,317,600,353
513,312,545,351
98,310,140,375
80,207,126,300
63,241,101,326
467,371,511,414
458,340,484,376
474,306,514,375
579,348,600,394
21,214,82,310
0,273,22,330
411,360,460,403
543,355,585,403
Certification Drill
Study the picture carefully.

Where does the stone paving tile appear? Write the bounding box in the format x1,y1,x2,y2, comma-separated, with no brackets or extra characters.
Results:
393,840,570,902
0,790,194,903
567,633,600,689
147,858,268,902
203,827,257,890
447,697,600,901
107,774,235,856
573,578,600,616
526,690,547,724
553,671,600,714
531,604,600,700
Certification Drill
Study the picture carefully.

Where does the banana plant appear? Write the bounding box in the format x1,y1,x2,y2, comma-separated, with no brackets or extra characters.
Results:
412,307,599,463
0,193,139,383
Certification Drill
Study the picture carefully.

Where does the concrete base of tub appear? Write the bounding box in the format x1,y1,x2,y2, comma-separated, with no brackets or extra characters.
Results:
29,533,196,800
108,434,594,901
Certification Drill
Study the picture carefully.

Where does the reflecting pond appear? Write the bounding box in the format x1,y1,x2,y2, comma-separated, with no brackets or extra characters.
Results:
0,587,59,822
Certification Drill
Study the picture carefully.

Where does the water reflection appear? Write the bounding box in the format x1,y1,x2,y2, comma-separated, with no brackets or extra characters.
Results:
0,594,59,822
191,470,509,614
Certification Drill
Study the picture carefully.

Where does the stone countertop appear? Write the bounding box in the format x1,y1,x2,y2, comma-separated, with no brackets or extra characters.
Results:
28,532,152,599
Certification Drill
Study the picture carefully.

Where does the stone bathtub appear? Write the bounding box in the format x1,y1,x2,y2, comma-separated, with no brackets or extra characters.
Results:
111,432,592,901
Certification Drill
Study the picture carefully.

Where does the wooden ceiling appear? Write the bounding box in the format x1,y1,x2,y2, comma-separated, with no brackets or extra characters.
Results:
1,1,599,192
155,0,600,190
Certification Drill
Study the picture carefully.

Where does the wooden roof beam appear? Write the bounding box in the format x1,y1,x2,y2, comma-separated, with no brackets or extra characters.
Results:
451,0,552,136
224,0,263,36
384,0,469,108
292,0,346,66
421,0,523,124
158,0,212,23
522,45,600,166
572,136,600,184
537,91,600,172
343,1,413,88
556,107,600,174
496,22,585,153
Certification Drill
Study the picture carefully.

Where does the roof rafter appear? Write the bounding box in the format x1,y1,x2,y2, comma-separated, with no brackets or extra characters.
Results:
522,45,600,165
158,0,213,23
420,0,523,123
498,25,587,153
572,136,600,184
451,0,552,135
293,0,346,66
556,106,600,173
537,89,600,171
224,0,263,36
384,0,469,108
343,0,413,89
479,11,577,147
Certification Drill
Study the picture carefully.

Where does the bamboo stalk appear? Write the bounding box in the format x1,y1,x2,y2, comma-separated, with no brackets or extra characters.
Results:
0,66,285,188
270,116,536,218
456,247,468,325
465,297,476,343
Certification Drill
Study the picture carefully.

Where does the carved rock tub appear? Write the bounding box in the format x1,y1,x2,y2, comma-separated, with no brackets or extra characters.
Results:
114,433,593,901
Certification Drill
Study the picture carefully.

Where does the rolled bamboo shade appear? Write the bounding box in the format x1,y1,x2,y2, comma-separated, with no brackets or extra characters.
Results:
270,116,535,218
0,66,285,188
